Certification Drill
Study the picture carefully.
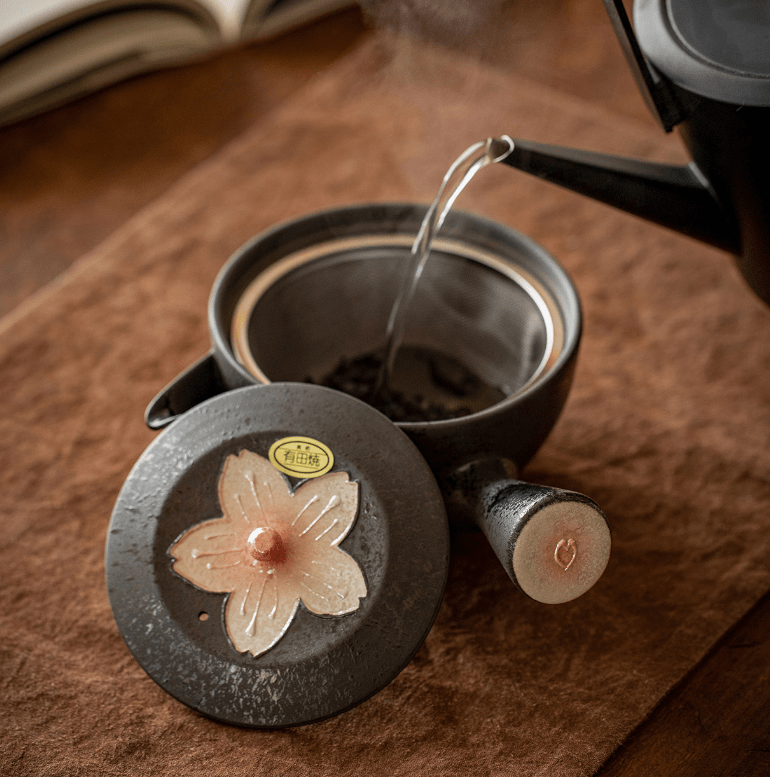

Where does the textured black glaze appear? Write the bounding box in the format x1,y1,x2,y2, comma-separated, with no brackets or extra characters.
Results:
146,352,226,429
107,383,450,727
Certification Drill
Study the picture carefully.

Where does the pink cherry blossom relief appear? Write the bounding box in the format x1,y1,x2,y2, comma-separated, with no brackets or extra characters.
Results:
169,448,367,657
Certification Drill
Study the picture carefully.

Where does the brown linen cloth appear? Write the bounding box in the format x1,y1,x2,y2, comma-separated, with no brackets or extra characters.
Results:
2,35,770,777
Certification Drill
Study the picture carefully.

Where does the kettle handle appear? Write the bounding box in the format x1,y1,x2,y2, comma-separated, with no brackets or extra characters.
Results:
145,352,228,430
602,0,683,131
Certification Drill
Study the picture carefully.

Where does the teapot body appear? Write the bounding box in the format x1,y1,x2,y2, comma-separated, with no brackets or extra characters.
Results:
147,203,584,489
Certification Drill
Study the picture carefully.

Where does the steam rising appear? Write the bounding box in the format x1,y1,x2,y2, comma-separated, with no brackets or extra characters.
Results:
348,1,535,204
358,0,520,58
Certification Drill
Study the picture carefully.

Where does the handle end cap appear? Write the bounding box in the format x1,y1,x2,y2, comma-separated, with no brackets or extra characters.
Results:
513,499,611,604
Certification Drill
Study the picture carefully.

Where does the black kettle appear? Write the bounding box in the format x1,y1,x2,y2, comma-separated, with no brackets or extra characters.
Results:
501,0,770,306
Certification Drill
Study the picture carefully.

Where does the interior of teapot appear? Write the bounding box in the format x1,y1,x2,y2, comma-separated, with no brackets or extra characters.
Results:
230,234,564,423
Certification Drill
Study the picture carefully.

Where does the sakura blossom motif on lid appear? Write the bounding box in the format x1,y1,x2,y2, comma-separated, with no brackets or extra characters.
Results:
169,448,366,658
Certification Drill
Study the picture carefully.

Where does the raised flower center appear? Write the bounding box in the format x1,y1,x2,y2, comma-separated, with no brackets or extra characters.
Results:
247,527,285,564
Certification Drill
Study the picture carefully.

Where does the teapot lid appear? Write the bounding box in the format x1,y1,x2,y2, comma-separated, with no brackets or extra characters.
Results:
635,0,770,106
106,382,450,727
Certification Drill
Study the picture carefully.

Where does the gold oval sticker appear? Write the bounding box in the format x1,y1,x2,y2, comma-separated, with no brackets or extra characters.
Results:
268,436,334,479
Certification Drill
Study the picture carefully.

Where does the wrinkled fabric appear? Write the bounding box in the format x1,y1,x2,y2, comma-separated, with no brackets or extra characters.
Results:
1,35,769,777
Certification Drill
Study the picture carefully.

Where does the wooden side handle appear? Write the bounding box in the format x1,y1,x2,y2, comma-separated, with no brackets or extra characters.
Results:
476,479,611,604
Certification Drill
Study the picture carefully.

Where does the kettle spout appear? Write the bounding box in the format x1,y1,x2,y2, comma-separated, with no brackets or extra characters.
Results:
500,139,740,255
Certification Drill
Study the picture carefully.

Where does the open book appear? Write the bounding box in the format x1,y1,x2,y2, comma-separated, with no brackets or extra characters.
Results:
0,0,355,127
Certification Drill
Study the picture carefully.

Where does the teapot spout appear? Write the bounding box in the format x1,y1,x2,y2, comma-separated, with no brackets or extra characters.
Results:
501,139,740,255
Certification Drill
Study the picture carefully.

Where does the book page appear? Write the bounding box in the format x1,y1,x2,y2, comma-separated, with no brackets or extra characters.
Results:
243,0,354,39
1,0,107,50
0,0,251,55
0,9,215,124
196,0,253,38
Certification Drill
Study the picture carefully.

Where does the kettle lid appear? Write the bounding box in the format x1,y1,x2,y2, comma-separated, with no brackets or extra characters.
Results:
635,0,770,106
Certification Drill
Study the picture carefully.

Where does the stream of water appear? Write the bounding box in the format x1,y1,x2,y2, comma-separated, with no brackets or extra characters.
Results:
375,135,514,397
317,136,515,422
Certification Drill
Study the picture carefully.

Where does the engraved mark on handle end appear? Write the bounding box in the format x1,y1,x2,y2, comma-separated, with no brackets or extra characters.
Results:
554,538,577,571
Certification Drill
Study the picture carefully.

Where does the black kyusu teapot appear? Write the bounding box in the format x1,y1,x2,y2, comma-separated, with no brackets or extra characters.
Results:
106,204,612,728
501,0,770,306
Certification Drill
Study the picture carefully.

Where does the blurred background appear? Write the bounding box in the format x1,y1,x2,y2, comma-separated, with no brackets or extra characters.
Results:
0,0,651,318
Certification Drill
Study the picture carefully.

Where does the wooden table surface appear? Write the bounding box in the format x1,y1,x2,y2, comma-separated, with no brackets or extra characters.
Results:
2,3,768,774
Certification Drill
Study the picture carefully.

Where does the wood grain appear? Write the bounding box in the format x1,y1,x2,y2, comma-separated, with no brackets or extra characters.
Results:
0,9,368,317
598,592,770,776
